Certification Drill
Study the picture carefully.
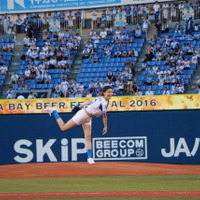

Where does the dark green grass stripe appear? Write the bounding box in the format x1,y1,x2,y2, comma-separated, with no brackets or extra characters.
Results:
0,175,200,193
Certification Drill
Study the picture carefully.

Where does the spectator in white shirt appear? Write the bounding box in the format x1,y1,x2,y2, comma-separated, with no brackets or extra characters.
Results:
171,84,177,94
23,35,30,46
162,3,169,21
44,73,52,84
115,27,121,36
28,92,35,99
86,91,93,97
74,90,82,98
29,50,38,59
91,9,98,28
39,50,47,60
162,87,170,95
82,47,90,59
170,3,177,21
7,43,14,52
17,94,25,99
177,84,184,94
60,79,70,97
24,68,31,79
58,58,67,67
183,58,190,69
135,90,143,96
6,87,14,99
145,88,154,95
10,72,19,84
153,1,161,22
0,64,8,75
191,53,198,65
49,57,57,69
100,28,107,40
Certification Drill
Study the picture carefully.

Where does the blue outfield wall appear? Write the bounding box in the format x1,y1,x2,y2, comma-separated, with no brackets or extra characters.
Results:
0,110,200,165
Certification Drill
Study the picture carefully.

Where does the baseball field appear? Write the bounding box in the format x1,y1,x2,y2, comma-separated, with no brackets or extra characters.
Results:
0,162,200,200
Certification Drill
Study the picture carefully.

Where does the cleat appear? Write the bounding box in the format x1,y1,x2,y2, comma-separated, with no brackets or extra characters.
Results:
44,107,58,116
87,158,95,164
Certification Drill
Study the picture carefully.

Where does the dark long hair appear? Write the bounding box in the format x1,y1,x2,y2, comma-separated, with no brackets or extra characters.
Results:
101,86,112,108
102,86,112,96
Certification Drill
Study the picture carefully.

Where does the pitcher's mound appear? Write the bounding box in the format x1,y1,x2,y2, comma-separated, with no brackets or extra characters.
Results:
0,162,200,178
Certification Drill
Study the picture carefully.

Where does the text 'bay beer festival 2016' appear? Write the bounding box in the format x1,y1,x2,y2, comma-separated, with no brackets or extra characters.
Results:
0,94,200,114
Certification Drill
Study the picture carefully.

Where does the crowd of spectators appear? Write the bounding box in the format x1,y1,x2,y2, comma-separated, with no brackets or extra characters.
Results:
0,39,14,97
78,25,141,97
6,25,81,99
0,0,200,35
2,0,200,98
139,20,200,95
82,25,144,60
50,71,136,98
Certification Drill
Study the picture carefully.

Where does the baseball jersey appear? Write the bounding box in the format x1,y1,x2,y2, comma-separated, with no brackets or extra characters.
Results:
86,96,107,117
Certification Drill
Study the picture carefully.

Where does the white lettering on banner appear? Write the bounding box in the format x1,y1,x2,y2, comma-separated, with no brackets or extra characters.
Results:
71,138,87,161
36,139,57,162
161,138,200,157
14,139,33,163
121,0,173,4
13,138,71,163
61,138,68,161
93,137,147,161
7,0,25,9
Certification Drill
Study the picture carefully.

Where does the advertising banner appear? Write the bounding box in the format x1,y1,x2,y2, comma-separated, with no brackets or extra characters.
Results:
49,18,60,32
0,110,200,165
0,94,200,114
0,0,121,13
0,0,173,13
114,13,126,27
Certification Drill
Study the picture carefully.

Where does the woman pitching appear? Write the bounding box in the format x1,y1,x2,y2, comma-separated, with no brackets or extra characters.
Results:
44,86,113,164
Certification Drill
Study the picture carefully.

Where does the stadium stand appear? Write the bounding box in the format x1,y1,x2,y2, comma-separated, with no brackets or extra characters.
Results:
0,0,200,98
137,26,200,95
12,31,80,98
77,26,145,96
0,38,14,95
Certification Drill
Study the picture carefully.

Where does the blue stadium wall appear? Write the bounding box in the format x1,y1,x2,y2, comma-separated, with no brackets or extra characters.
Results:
0,110,200,165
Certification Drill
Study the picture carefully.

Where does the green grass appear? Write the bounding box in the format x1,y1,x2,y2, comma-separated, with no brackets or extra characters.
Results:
0,175,199,193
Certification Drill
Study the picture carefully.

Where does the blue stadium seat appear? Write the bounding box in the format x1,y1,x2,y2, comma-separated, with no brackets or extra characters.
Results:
184,69,193,75
20,60,27,65
42,84,48,89
52,79,61,84
9,38,15,43
137,43,143,48
151,85,158,90
35,84,42,89
146,61,155,66
12,84,18,90
140,86,146,91
6,52,12,56
190,65,196,69
0,75,5,80
136,80,142,86
131,44,137,48
185,75,191,79
48,84,54,88
17,70,24,74
157,85,164,90
3,38,10,43
155,90,161,95
31,84,36,89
